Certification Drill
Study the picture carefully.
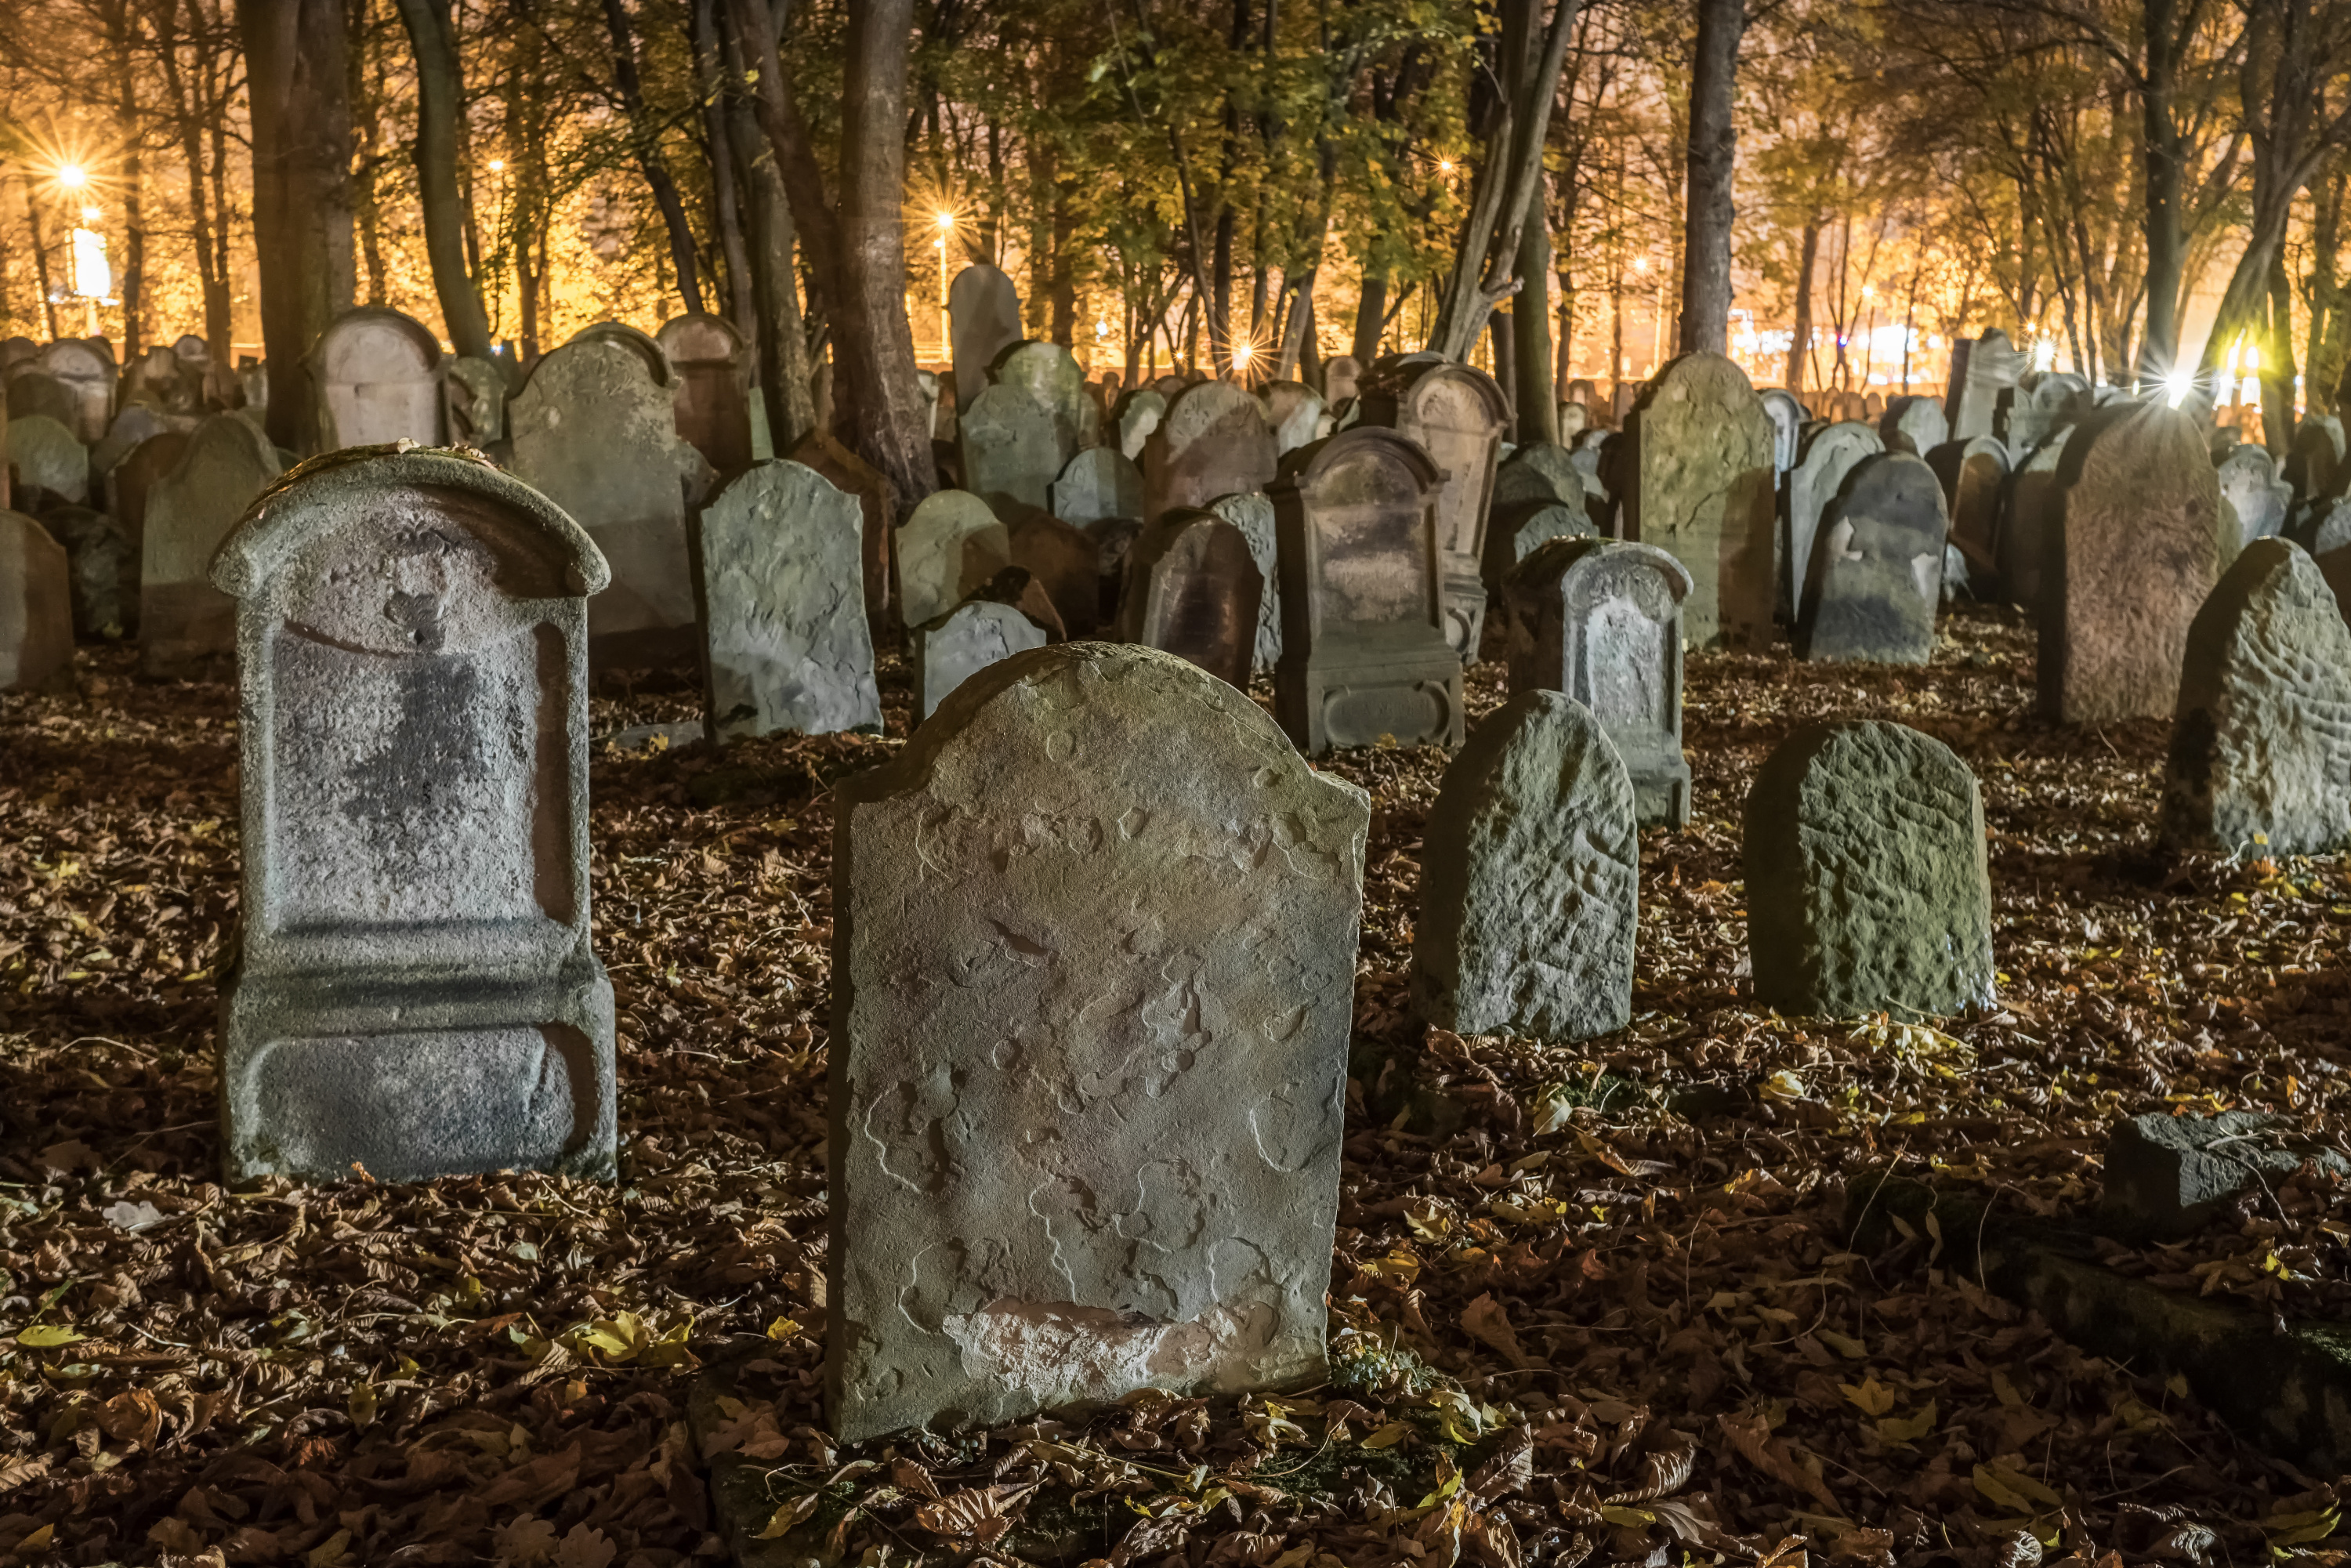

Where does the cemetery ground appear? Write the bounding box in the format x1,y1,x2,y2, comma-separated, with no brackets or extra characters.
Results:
1,608,2348,1565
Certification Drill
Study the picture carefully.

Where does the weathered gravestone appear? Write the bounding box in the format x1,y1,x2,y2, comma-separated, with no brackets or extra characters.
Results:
2160,538,2351,855
210,447,618,1183
1273,429,1462,753
828,641,1367,1442
141,413,285,673
107,429,193,563
1051,446,1145,527
1145,382,1278,525
897,490,1013,628
38,340,115,444
1933,436,2010,588
1795,452,1947,664
1006,507,1101,637
1260,382,1324,454
1746,719,1994,1018
125,344,199,415
1118,509,1262,690
1324,356,1362,406
1490,502,1590,579
1355,359,1509,659
909,594,1052,720
1624,353,1776,647
509,335,714,668
2288,418,2346,512
1559,400,1589,440
696,461,882,741
310,306,447,450
1998,428,2071,610
2103,1110,2351,1239
657,313,755,476
6,367,81,433
1880,395,1948,457
444,356,508,447
0,511,72,690
44,505,131,639
9,415,89,506
1485,444,1585,589
1413,689,1636,1041
962,343,1094,513
2217,444,2292,556
1759,388,1805,475
2041,404,2221,723
91,402,190,480
790,429,895,636
1208,492,1282,675
1114,389,1166,463
947,264,1023,413
1571,430,1615,534
1784,422,1882,625
1947,329,2025,443
2008,373,2088,458
1502,538,1692,827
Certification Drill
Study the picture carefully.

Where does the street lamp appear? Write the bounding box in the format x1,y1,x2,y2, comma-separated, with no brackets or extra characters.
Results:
935,212,955,359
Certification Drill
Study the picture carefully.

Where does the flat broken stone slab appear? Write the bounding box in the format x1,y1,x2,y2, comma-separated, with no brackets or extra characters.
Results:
2102,1110,2349,1238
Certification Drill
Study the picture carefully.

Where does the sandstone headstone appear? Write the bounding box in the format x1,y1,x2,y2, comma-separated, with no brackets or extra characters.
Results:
1947,329,2024,442
1145,382,1278,525
1118,509,1262,689
947,263,1023,412
696,461,882,741
1784,422,1882,625
1260,382,1324,454
0,510,72,690
1207,492,1282,675
657,313,755,476
310,306,446,450
1414,689,1636,1039
1795,452,1946,664
1759,388,1805,474
1007,508,1101,637
1051,446,1145,527
2041,404,2221,723
2217,444,2291,556
210,447,618,1182
9,415,89,506
2161,538,2351,854
1272,428,1462,752
445,355,508,447
908,595,1051,720
1880,395,1949,457
1746,720,1994,1017
1624,353,1775,647
1114,389,1167,462
37,339,114,443
828,641,1367,1442
897,491,1014,628
141,413,284,672
789,429,896,635
1356,360,1509,659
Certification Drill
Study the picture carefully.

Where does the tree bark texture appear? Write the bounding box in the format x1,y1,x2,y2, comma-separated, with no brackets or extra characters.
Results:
1676,0,1744,356
393,0,493,358
601,0,705,316
1512,181,1557,444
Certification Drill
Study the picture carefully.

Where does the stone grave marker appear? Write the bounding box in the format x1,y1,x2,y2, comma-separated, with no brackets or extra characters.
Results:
1487,443,1585,588
0,337,35,371
1567,378,1600,422
1260,381,1325,454
1007,507,1101,637
210,447,617,1183
1947,329,2024,443
509,335,713,668
1502,538,1692,827
1118,509,1262,689
1746,719,1994,1017
445,355,508,447
1880,395,1949,456
908,594,1051,719
38,339,115,443
1082,518,1143,628
1155,372,1188,400
1145,382,1278,523
1559,400,1589,440
791,429,897,635
6,368,80,432
1355,359,1509,659
1935,435,2010,588
657,313,755,476
915,368,941,449
897,490,1013,627
2161,538,2351,854
1795,451,1947,664
828,641,1366,1442
1759,388,1805,474
2008,373,2088,458
1623,353,1776,647
2217,444,2291,556
108,429,194,563
1570,431,1614,534
1324,355,1362,405
1114,388,1166,462
1784,422,1882,625
2288,417,2346,510
141,413,284,672
1864,392,1885,418
1207,491,1282,675
125,344,199,415
998,342,1099,454
962,374,1073,514
947,263,1023,412
1414,688,1635,1040
2041,404,2221,723
9,415,89,507
1271,428,1462,752
43,504,129,639
310,306,447,450
0,510,72,690
1490,501,1590,579
91,403,189,480
1051,446,1145,527
1998,427,2071,610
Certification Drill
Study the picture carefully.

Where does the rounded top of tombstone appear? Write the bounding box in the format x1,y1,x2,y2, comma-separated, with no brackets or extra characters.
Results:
307,306,444,378
901,486,1003,536
947,263,1017,311
1163,379,1266,445
172,333,212,363
993,339,1084,403
656,312,745,365
212,445,610,599
560,321,672,386
1509,535,1692,599
39,339,111,381
1277,424,1445,497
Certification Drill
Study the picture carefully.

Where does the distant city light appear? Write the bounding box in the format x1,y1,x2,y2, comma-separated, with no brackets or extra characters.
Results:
1232,342,1255,367
79,206,100,223
2164,368,2194,408
1632,256,1647,273
70,226,110,299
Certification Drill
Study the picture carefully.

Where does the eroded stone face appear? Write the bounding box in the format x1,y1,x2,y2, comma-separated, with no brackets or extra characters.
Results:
1145,383,1277,523
7,415,89,507
910,597,1049,719
140,414,283,673
1118,511,1261,690
1357,361,1508,659
828,643,1367,1441
1786,422,1882,625
1625,353,1776,648
312,307,445,450
1797,452,1946,665
898,492,1013,629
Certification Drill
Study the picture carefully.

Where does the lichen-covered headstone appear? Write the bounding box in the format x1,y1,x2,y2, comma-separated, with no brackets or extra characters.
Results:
8,415,89,506
1356,360,1509,659
210,448,618,1184
0,510,72,690
2103,1110,2350,1238
1880,395,1948,457
696,461,880,741
1795,452,1946,664
2041,403,2220,723
657,313,755,476
1413,690,1635,1041
947,263,1023,412
1145,382,1277,523
909,596,1051,720
1947,329,2024,443
828,642,1367,1442
1625,353,1776,647
1051,446,1144,527
2217,444,2291,557
1272,429,1462,752
310,306,446,450
897,491,1012,628
1207,491,1281,674
1118,509,1261,689
2161,538,2351,854
140,414,283,672
1784,422,1882,625
1745,719,1994,1018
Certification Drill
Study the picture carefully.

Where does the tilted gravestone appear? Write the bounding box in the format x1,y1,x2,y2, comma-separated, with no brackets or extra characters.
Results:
1784,422,1882,626
1503,538,1692,827
444,355,508,447
1273,429,1462,753
1145,382,1278,525
1355,359,1509,659
1118,509,1262,690
37,340,115,443
2041,403,2221,723
2161,538,2351,855
2217,444,2291,558
0,510,73,690
1051,446,1145,527
1624,353,1776,647
1946,329,2024,443
140,414,284,673
8,415,89,506
1490,500,1590,578
1207,491,1281,675
1413,690,1636,1041
947,263,1023,413
509,335,713,669
1998,427,2071,610
1006,507,1101,637
1795,452,1947,664
696,461,881,741
657,313,755,477
310,306,446,450
1759,388,1805,474
789,429,895,636
108,429,194,564
1933,436,2010,588
1260,381,1324,455
1880,395,1948,457
209,447,618,1183
1746,719,1994,1018
828,641,1367,1442
1114,389,1166,463
897,490,1012,628
910,595,1052,720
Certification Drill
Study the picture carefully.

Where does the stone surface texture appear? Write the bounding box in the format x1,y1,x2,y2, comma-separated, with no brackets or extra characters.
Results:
1146,382,1278,524
310,306,446,450
1998,429,2070,610
828,642,1367,1441
2103,1111,2350,1239
658,313,755,476
1207,492,1282,674
2218,445,2292,556
910,598,1050,719
1356,360,1509,660
1784,422,1882,625
8,415,89,505
1118,510,1262,689
788,431,896,636
1114,390,1167,463
1947,330,2023,442
445,356,508,447
947,265,1023,411
1051,447,1146,526
1881,397,1948,457
1007,509,1102,637
140,414,284,673
1625,353,1777,647
1940,436,2010,585
1796,452,1947,664
35,340,115,443
0,510,72,690
898,491,1014,628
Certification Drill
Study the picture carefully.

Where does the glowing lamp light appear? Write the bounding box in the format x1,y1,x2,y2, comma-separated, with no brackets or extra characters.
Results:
2246,345,2262,373
55,165,85,190
935,212,955,231
1232,342,1255,367
70,226,110,299
487,159,505,172
2164,368,2194,409
1437,161,1454,174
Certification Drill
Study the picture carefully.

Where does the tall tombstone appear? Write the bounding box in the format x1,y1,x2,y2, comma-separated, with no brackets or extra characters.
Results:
1784,422,1882,627
1624,353,1776,648
1746,720,1994,1018
2041,404,2222,723
210,448,617,1183
38,339,115,443
310,306,447,451
897,490,1013,628
2162,538,2351,855
1946,329,2025,443
1208,492,1282,675
1260,381,1325,455
1271,428,1463,753
1051,446,1145,527
828,642,1367,1443
0,511,73,690
1759,389,1806,475
696,461,881,741
1413,690,1636,1040
6,368,81,432
1795,452,1947,664
1881,396,1949,458
444,355,509,447
509,335,713,669
1006,507,1101,636
910,594,1051,719
1502,538,1692,827
2217,444,2292,556
657,313,755,476
108,429,194,563
8,415,90,507
791,429,897,635
1571,431,1615,534
1324,356,1362,405
1118,509,1262,689
1998,428,2071,610
1114,388,1167,462
947,263,1023,413
962,343,1091,513
1935,436,2011,587
1355,360,1509,659
1144,382,1278,523
1000,342,1100,452
141,414,285,673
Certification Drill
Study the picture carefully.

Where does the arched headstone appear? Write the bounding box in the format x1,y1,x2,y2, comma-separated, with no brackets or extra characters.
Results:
1625,353,1775,647
37,339,115,443
2216,444,2291,557
141,413,284,672
897,490,1013,628
1356,360,1509,658
658,313,755,476
310,306,447,451
8,415,89,507
947,264,1023,412
1785,422,1882,626
0,510,72,690
107,428,194,563
909,595,1049,719
1933,435,2010,587
1207,491,1281,675
1759,388,1805,474
1795,452,1947,664
1118,510,1261,689
1144,382,1277,523
445,355,509,447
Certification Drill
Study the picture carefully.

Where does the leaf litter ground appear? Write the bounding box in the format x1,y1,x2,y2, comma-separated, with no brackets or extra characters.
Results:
0,605,2347,1566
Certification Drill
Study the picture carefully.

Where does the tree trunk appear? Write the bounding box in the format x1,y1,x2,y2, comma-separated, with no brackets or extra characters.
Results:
1787,219,1818,397
154,0,233,362
1353,269,1388,365
241,0,356,453
718,0,815,451
108,0,147,357
1512,182,1557,443
1676,0,1743,356
601,0,705,316
24,191,60,342
2261,249,2297,453
693,0,758,361
393,0,492,358
2139,0,2187,381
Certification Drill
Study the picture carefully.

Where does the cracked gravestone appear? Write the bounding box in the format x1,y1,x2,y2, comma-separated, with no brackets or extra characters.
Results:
1355,359,1509,660
0,510,72,690
209,447,618,1183
828,641,1368,1441
310,306,446,450
1625,353,1777,648
1795,452,1947,665
140,413,284,673
1117,509,1261,690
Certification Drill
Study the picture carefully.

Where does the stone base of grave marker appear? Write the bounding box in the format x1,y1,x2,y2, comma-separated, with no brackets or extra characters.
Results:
1275,625,1465,754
